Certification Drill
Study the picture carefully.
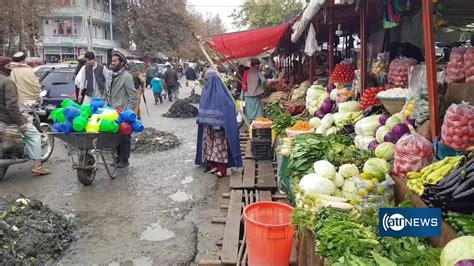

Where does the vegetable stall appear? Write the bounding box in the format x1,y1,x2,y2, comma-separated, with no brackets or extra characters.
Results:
195,0,474,264
263,0,474,265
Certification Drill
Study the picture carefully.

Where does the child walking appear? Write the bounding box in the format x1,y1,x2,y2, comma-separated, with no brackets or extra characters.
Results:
150,75,164,104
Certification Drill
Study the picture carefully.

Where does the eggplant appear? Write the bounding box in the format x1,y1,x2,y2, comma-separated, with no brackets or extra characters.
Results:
446,201,474,214
452,173,474,197
438,179,462,196
434,176,461,192
453,187,474,201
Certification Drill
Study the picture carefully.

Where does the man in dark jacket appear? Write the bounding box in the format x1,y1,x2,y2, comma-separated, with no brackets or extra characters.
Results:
75,51,108,104
164,62,179,101
185,64,198,94
0,57,49,175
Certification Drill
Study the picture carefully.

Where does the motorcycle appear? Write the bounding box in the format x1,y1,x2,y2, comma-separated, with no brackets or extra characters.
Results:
0,90,55,180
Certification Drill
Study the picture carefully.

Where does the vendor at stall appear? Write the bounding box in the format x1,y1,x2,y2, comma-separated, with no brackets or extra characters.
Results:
388,41,425,63
242,58,266,123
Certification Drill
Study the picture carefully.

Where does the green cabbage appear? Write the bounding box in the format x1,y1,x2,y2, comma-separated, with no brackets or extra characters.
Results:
309,117,321,128
342,179,356,199
313,160,336,180
299,173,336,196
441,236,474,266
338,101,360,113
363,158,391,180
355,115,382,137
321,114,334,128
375,142,395,161
376,126,391,143
338,164,360,179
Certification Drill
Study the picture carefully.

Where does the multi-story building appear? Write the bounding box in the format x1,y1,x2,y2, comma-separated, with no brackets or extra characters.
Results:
39,0,120,64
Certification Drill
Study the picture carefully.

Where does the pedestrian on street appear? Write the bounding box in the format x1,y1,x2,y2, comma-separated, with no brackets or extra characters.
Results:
0,57,50,175
126,60,144,120
75,51,108,104
185,63,198,95
103,51,138,168
10,52,41,106
150,74,164,104
74,56,86,103
242,58,265,124
164,62,178,101
195,69,242,177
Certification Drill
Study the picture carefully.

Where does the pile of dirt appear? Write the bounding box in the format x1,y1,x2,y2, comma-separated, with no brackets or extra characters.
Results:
0,195,74,264
184,93,201,104
163,99,199,118
132,127,180,153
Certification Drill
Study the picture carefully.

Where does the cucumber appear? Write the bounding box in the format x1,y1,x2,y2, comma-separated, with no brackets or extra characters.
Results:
462,225,474,234
448,211,474,220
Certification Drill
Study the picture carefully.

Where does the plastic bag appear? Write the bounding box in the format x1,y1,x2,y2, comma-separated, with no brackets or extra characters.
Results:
445,47,467,84
388,58,418,87
304,24,319,56
441,102,474,151
464,48,474,83
393,133,434,178
352,175,394,217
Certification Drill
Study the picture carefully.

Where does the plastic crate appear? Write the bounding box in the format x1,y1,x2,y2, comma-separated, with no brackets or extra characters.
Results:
251,139,273,161
251,128,272,140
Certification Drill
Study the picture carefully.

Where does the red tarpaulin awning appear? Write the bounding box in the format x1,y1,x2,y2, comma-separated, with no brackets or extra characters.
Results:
205,24,290,60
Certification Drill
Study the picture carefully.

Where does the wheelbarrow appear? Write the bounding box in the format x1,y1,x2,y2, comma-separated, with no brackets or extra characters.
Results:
49,132,123,186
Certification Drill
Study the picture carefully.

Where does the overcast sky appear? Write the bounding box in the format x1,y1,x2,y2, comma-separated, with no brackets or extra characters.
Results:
187,0,244,33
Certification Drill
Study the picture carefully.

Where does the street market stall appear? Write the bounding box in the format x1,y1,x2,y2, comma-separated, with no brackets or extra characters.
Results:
195,0,474,264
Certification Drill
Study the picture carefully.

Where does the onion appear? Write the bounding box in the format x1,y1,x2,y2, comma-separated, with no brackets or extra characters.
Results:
326,83,336,93
392,123,410,138
319,100,334,114
315,110,325,118
384,132,398,144
368,140,379,150
405,118,416,127
379,113,390,125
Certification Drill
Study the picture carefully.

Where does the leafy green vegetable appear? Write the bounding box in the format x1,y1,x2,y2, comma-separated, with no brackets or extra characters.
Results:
441,236,474,266
264,101,296,135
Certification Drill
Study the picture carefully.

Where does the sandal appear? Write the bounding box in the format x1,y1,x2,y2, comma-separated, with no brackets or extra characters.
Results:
32,166,50,176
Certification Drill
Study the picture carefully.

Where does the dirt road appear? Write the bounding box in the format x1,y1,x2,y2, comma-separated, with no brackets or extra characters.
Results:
0,80,227,265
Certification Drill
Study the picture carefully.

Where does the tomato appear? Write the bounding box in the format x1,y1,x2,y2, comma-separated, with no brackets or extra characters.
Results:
462,135,470,143
452,135,462,144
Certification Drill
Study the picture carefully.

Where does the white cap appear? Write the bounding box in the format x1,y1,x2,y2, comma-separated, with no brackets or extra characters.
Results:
165,62,171,66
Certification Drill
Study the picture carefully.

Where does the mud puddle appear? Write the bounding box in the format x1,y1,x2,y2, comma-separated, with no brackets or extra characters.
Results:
169,190,193,202
141,222,175,242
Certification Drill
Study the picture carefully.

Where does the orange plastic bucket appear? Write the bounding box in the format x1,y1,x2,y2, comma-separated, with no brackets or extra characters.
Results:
243,202,294,266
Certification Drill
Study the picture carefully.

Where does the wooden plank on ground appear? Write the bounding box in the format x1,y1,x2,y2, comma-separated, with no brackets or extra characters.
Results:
221,190,243,265
256,160,277,189
245,140,252,159
259,191,272,202
198,260,222,266
229,170,243,189
242,159,256,188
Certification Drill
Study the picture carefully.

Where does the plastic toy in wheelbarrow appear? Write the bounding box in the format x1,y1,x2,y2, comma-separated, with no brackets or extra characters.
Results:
51,98,144,135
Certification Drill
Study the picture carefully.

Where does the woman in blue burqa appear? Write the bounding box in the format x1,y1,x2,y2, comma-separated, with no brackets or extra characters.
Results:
195,69,243,177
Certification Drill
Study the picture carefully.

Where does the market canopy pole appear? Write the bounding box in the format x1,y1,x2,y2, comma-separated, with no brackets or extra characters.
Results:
360,0,368,94
421,0,440,139
328,7,335,73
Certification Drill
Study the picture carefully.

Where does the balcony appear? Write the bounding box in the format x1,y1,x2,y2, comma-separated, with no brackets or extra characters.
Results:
41,36,119,49
51,5,112,22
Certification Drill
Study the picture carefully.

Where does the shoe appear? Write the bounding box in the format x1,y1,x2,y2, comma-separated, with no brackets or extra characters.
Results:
110,158,121,166
215,171,225,178
32,166,50,176
207,167,218,174
117,161,129,168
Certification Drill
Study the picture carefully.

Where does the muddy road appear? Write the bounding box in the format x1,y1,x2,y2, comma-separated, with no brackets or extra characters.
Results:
0,80,228,265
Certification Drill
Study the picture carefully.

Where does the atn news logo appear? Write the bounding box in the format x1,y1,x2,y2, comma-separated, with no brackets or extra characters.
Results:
379,208,442,237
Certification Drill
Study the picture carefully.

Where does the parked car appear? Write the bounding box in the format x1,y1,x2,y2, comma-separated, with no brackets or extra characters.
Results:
40,68,77,112
33,63,76,79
